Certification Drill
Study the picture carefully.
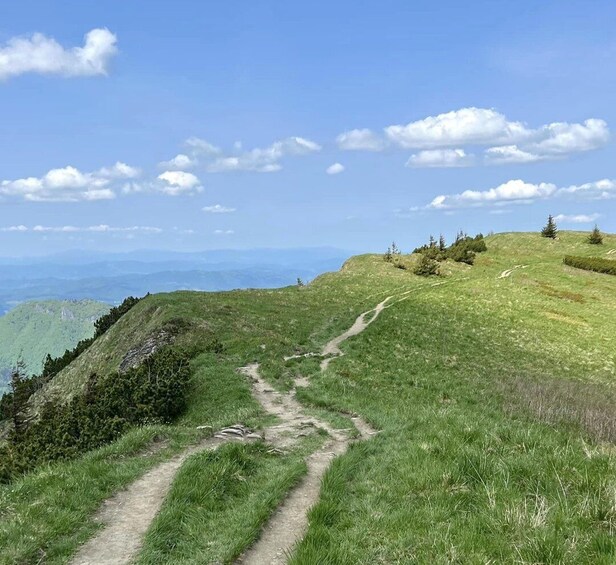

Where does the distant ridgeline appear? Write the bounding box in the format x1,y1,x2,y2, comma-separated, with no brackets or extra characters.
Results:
0,300,110,394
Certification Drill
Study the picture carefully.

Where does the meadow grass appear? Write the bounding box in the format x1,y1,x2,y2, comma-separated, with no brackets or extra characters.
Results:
2,231,616,563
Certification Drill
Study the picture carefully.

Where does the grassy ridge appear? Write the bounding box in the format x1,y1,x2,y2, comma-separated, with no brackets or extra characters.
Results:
2,231,616,563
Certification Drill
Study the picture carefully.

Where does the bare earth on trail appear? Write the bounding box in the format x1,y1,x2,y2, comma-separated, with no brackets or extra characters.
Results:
69,436,248,565
320,296,392,371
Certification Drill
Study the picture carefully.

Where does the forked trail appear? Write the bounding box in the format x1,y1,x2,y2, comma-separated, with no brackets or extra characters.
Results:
70,291,405,565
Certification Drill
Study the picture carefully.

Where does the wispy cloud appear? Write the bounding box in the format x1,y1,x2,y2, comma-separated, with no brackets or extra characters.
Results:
1,224,162,233
202,204,236,213
554,213,601,224
0,28,118,80
406,149,474,168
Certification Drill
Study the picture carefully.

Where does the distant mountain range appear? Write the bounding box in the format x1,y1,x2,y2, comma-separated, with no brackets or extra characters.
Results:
0,247,351,314
0,299,110,394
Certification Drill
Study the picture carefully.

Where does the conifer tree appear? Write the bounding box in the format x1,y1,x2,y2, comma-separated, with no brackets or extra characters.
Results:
541,215,558,239
587,225,603,245
438,234,446,251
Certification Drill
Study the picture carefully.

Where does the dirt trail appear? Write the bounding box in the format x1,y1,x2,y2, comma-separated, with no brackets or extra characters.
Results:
498,265,528,279
70,435,253,565
237,363,375,564
320,296,392,371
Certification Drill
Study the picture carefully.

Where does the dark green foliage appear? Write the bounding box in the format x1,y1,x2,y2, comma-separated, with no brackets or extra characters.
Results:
564,255,616,276
587,225,603,245
413,254,440,276
0,347,191,483
94,296,142,338
413,232,487,266
541,215,558,239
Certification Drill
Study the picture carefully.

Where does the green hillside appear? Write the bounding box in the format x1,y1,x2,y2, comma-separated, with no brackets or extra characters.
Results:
2,232,616,564
0,300,110,393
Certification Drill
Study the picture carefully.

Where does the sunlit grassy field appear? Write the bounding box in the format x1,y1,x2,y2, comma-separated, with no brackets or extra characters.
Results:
2,231,616,564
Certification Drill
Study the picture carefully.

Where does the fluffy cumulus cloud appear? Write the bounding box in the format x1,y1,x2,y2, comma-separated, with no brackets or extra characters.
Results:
554,213,601,224
419,177,616,211
406,148,473,168
207,136,321,173
326,163,345,175
0,161,138,202
336,128,385,151
337,108,609,167
0,28,118,80
202,204,236,213
427,179,557,209
157,171,203,195
1,224,161,233
386,108,529,149
485,119,609,164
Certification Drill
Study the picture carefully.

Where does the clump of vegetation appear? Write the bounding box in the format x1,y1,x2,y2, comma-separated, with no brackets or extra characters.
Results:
0,347,191,483
563,255,616,276
587,224,603,245
383,241,402,263
413,253,440,277
541,215,558,239
412,231,487,266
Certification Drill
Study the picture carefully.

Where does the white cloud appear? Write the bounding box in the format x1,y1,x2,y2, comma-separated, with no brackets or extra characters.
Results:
484,145,542,164
326,163,345,175
157,171,203,195
214,229,234,235
486,119,609,164
554,213,600,224
428,179,557,209
339,108,609,166
0,164,134,201
386,107,529,149
406,148,474,168
418,177,616,211
158,154,196,170
0,28,117,80
3,224,161,233
558,178,616,199
97,161,141,179
336,128,385,151
207,136,321,173
202,204,236,213
185,137,221,155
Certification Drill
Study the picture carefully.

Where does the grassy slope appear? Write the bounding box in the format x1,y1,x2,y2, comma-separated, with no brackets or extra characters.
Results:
0,299,109,393
2,231,616,564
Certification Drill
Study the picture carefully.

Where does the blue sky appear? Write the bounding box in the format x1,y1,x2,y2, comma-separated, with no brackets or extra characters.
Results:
0,0,614,256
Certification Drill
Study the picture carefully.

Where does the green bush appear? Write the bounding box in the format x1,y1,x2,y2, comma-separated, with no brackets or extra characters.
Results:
0,346,191,482
563,255,616,276
413,254,440,277
587,225,603,245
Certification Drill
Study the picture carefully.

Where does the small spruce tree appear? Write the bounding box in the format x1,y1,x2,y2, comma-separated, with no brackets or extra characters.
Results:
438,234,446,251
587,225,603,245
413,253,440,277
541,215,558,239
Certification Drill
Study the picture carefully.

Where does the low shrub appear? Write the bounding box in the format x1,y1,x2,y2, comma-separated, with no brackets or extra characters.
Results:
563,255,616,276
413,254,440,277
0,346,191,482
